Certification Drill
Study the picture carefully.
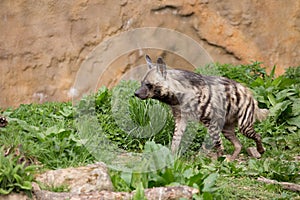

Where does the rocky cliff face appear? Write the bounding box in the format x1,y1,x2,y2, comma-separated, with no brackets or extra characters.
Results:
1,0,300,108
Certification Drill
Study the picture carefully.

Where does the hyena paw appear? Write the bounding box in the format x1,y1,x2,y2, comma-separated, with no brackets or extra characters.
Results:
225,155,233,162
225,154,238,162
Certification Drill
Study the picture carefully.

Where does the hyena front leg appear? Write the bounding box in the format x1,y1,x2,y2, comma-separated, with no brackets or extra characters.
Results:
171,118,187,153
208,119,224,157
171,107,187,153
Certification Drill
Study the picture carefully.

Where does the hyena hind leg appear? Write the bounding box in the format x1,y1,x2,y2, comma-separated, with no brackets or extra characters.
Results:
240,124,265,155
222,123,242,161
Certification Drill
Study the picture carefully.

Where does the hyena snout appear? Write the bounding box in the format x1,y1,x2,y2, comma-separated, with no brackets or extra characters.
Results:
134,86,149,100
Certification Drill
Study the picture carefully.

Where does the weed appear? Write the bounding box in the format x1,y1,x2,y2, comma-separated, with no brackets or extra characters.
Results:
110,141,219,198
0,63,299,199
0,147,38,195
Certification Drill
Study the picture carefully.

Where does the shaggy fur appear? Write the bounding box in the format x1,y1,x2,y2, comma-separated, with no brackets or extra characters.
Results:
134,55,268,160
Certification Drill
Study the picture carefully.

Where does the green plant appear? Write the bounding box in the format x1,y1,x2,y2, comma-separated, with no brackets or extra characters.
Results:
1,102,94,169
195,63,300,198
132,182,147,200
197,64,300,132
0,147,38,195
39,182,70,193
247,158,300,183
196,61,267,84
250,66,300,130
110,141,219,198
90,81,175,152
0,62,299,199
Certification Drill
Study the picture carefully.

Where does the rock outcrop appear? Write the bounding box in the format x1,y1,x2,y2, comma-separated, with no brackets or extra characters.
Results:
1,0,300,108
0,162,198,200
35,162,113,194
32,184,198,200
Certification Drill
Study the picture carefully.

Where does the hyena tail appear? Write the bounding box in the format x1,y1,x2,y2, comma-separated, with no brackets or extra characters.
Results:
255,106,269,122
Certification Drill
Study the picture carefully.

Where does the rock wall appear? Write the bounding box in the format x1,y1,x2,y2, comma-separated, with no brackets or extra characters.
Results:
1,0,300,108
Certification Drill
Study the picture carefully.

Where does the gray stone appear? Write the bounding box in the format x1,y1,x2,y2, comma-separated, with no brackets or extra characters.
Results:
246,147,262,158
35,162,113,194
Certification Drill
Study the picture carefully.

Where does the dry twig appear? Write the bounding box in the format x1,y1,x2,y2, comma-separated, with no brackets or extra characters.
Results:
257,177,300,192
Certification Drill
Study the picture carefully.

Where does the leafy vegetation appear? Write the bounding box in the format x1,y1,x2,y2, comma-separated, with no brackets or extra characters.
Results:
110,141,218,198
196,62,300,198
0,147,37,195
0,62,299,199
197,62,300,132
1,102,94,169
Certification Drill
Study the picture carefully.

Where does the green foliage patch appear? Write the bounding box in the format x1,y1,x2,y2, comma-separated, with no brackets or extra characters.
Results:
0,147,37,195
0,62,299,199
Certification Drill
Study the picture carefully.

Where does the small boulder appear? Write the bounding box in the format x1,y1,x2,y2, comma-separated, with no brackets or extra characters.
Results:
35,162,113,194
0,193,29,200
246,147,262,158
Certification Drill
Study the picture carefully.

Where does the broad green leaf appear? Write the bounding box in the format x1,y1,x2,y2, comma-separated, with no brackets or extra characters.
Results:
0,187,13,195
271,76,283,88
188,172,204,187
14,119,40,132
278,77,298,89
167,182,181,187
12,164,23,175
251,77,264,87
120,172,132,186
59,106,73,118
161,168,175,183
275,88,297,102
13,173,22,184
202,173,218,192
292,99,300,115
269,101,292,118
45,126,66,136
131,172,148,189
183,168,193,179
24,165,39,173
202,192,214,200
248,159,259,171
192,193,202,200
267,93,277,106
287,115,300,128
14,181,32,190
132,182,146,200
143,141,174,171
149,174,167,187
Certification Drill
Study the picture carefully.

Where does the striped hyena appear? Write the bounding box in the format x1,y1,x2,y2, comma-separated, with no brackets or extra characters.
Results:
134,55,269,161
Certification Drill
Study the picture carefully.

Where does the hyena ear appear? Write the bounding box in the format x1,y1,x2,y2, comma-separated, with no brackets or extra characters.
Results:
157,57,167,79
145,55,154,69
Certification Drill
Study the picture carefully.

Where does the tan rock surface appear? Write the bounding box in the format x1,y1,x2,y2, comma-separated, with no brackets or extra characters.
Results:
1,0,300,108
0,162,198,200
32,184,198,200
35,162,113,194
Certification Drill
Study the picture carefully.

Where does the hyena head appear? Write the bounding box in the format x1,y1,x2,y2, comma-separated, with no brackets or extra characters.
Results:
134,55,178,104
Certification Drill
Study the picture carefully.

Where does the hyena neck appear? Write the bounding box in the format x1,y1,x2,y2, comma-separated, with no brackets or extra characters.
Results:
167,69,206,88
152,70,203,106
149,69,207,106
153,90,180,105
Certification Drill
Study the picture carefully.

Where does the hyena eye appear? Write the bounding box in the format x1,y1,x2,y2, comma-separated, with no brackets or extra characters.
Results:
145,83,153,89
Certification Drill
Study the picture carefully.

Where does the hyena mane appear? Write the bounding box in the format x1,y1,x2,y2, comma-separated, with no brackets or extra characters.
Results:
134,55,268,161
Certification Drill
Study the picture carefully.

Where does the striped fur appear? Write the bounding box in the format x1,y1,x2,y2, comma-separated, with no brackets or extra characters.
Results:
134,55,268,160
